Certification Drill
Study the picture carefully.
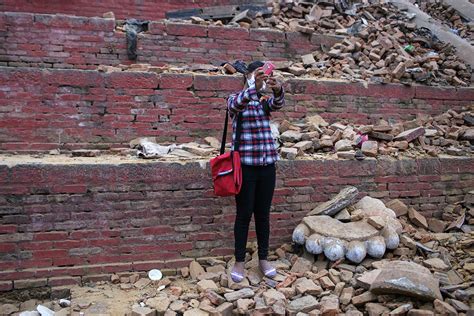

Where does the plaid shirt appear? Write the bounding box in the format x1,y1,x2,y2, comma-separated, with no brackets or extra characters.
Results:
227,86,285,166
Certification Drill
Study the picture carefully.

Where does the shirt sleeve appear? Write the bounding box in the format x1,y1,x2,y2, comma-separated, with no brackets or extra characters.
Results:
268,87,285,111
227,86,259,115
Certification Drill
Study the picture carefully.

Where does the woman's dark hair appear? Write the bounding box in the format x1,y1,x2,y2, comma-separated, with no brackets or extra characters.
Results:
247,61,265,74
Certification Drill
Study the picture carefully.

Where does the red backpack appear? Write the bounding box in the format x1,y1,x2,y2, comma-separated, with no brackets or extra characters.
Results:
210,109,243,196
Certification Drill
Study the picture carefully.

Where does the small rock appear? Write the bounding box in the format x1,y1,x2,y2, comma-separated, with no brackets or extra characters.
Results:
132,306,157,316
340,287,354,305
433,299,458,315
224,288,255,302
366,303,390,316
407,309,434,316
197,279,218,292
368,216,385,229
263,288,286,305
281,147,298,160
385,199,408,217
389,303,413,315
189,261,206,279
356,269,381,290
280,130,303,142
291,257,313,274
294,140,314,155
320,294,339,316
134,278,151,289
361,140,378,157
427,218,446,233
215,302,233,316
183,308,208,316
394,127,425,142
236,298,255,314
169,300,187,313
294,277,323,295
408,208,428,229
146,296,170,314
446,299,469,312
335,139,353,152
423,258,449,271
337,150,355,160
320,276,335,290
351,291,377,305
203,290,225,305
181,267,190,277
287,296,319,313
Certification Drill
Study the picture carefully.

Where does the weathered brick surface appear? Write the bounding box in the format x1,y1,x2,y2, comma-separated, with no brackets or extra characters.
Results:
0,67,472,152
0,12,340,69
0,157,472,283
0,0,259,21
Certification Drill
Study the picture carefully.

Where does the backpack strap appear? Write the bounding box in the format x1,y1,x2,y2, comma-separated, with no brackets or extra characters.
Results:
220,108,243,155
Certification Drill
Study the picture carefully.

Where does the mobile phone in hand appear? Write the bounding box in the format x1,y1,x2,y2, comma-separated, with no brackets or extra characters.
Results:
262,62,275,76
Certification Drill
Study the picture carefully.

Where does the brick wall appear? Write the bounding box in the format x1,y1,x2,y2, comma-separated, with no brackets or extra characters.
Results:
0,12,342,69
0,157,472,287
0,66,472,152
0,0,262,21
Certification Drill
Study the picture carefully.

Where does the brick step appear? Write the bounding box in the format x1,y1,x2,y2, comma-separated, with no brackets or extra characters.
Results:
0,0,261,21
0,155,472,284
0,11,342,70
1,66,473,152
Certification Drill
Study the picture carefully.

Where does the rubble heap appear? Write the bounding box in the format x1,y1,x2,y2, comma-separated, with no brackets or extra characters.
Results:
415,0,474,45
3,190,472,315
179,0,473,86
276,109,474,160
59,107,472,160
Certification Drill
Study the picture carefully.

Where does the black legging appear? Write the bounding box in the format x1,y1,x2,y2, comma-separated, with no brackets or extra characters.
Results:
234,163,276,262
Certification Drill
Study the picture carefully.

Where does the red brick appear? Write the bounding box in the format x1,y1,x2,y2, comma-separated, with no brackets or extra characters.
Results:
0,281,13,292
250,29,285,42
159,73,193,89
208,26,249,40
47,276,81,286
0,225,16,234
33,232,68,241
106,72,159,89
193,74,242,91
166,22,207,37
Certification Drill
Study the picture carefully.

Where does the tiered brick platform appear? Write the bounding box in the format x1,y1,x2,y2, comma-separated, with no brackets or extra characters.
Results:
0,155,473,290
0,5,473,290
0,67,472,152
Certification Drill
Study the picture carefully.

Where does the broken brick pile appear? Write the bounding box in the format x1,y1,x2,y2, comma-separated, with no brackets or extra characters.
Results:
415,0,473,45
125,108,473,161
276,108,474,160
186,0,472,86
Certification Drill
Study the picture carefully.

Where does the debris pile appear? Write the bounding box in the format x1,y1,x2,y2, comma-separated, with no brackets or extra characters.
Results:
275,109,474,160
415,0,474,45
3,190,472,315
60,108,473,160
183,1,472,86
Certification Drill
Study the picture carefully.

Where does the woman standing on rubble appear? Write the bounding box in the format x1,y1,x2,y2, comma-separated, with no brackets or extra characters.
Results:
227,61,285,282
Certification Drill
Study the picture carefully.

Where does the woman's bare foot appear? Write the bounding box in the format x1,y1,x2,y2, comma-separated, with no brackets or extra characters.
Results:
231,261,245,283
259,260,276,278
